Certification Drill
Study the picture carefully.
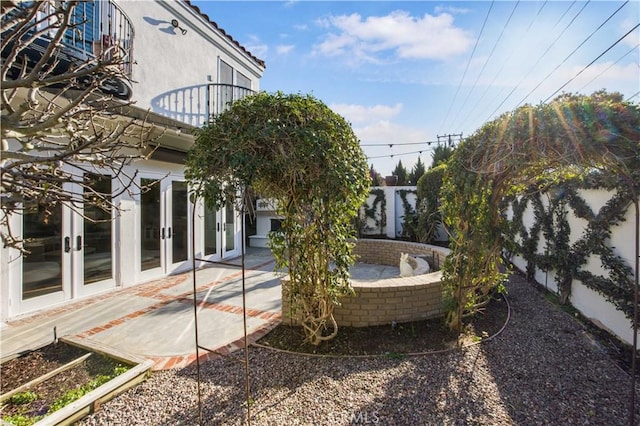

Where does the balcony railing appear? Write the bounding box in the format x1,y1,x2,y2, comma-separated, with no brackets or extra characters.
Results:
54,0,135,77
2,0,134,99
207,83,254,118
152,83,255,127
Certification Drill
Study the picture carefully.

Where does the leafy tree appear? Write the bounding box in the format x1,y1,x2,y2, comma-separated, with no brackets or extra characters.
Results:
186,92,370,345
369,164,384,186
416,163,446,243
408,156,426,185
431,145,454,168
1,1,150,250
391,159,408,186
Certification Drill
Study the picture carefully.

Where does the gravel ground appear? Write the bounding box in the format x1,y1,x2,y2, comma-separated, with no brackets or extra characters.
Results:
81,274,640,425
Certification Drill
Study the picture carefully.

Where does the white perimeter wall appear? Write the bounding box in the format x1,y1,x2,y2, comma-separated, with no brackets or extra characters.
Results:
510,188,639,346
360,186,447,241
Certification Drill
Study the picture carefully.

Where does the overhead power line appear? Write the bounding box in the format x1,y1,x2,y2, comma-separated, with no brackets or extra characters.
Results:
366,147,436,160
365,134,462,160
515,1,629,108
543,22,640,103
450,1,520,128
361,140,440,147
439,1,494,134
483,0,591,123
578,43,640,92
459,0,548,131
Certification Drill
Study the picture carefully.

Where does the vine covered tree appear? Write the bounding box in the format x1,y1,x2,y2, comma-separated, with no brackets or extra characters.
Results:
441,91,639,331
186,92,370,345
1,1,151,250
431,145,454,168
416,163,446,243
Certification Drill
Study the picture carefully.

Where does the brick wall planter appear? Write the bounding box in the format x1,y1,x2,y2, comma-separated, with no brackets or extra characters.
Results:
282,239,450,328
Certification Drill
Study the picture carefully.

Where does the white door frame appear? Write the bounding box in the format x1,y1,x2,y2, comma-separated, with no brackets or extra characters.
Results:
9,172,116,317
196,199,241,264
137,173,191,282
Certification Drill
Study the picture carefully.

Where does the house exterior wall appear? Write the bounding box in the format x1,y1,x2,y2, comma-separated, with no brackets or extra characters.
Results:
120,0,263,127
0,0,264,322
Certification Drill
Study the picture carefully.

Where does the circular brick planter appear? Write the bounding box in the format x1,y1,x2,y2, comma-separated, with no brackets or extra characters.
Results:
282,239,450,328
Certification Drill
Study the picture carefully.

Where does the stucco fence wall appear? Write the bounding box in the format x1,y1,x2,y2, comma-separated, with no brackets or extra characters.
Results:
282,240,450,328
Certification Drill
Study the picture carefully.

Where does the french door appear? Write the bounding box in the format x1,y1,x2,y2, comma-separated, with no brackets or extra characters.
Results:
202,201,240,262
139,177,190,279
18,174,115,313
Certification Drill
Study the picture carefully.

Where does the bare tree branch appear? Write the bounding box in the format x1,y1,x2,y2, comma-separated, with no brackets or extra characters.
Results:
1,1,154,252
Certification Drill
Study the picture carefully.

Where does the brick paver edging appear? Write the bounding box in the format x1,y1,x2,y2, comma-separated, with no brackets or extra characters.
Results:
67,259,277,369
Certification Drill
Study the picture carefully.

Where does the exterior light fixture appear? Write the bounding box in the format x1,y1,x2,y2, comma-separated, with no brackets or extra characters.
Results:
171,19,187,35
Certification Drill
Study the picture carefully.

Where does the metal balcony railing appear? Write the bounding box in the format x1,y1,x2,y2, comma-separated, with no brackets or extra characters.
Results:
153,83,255,127
3,0,134,77
57,0,135,77
206,83,255,118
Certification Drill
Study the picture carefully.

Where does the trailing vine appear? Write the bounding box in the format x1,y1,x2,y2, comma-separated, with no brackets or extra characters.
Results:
508,172,636,319
397,189,417,240
358,188,386,236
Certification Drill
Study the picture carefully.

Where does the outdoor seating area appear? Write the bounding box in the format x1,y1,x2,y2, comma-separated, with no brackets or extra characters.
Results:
282,239,450,327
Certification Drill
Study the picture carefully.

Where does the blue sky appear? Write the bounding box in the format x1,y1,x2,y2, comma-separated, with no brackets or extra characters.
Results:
192,1,640,176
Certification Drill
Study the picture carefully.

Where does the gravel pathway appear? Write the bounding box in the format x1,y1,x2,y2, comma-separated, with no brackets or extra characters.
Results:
81,274,639,425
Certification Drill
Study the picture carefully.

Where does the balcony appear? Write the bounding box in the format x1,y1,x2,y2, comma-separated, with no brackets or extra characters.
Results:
1,0,135,100
151,83,255,128
61,0,135,77
207,83,255,118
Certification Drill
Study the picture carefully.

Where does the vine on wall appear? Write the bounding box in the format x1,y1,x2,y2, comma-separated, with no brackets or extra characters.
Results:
508,174,636,319
398,189,417,240
358,188,386,236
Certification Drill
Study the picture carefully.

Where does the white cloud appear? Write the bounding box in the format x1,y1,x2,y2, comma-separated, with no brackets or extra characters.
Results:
276,44,295,55
330,103,403,124
313,11,472,63
434,5,470,15
620,18,640,48
567,62,640,94
355,120,428,144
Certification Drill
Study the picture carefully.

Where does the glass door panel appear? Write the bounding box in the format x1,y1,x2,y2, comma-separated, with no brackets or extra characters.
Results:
204,205,218,256
224,202,235,253
22,203,63,299
83,175,112,284
141,178,161,271
171,181,188,264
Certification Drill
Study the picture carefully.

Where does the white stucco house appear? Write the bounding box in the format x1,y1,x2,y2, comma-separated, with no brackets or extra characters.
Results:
0,0,265,322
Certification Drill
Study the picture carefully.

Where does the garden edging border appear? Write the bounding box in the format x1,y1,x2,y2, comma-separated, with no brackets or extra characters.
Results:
30,336,153,426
